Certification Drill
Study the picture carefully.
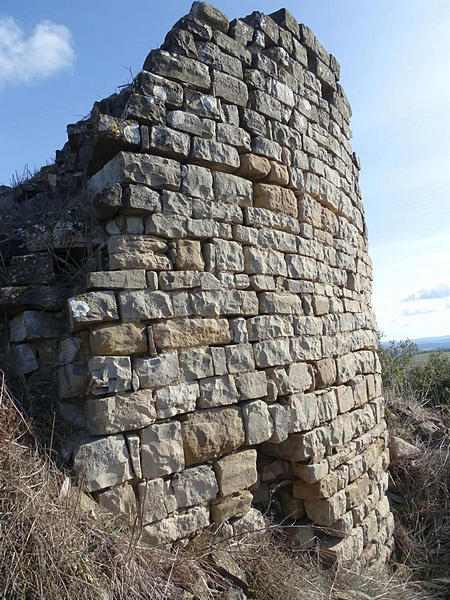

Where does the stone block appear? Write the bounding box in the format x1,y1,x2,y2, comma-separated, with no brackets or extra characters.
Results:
212,70,248,106
142,506,210,545
190,2,229,32
238,153,271,180
253,338,292,368
214,449,257,496
11,344,38,375
150,125,190,159
118,290,173,321
246,315,293,341
72,434,133,492
87,270,147,289
242,400,273,445
234,370,267,400
85,389,156,434
133,352,180,389
253,184,298,218
181,406,245,465
135,70,184,108
138,478,176,525
9,253,54,285
174,240,204,271
144,49,211,90
88,356,132,395
58,362,89,398
121,184,161,215
108,235,170,271
172,464,219,509
191,137,240,172
155,381,199,418
304,489,347,526
315,358,337,388
90,323,147,355
88,152,181,196
268,362,314,395
287,393,319,432
68,292,118,330
225,343,255,374
97,483,137,524
243,246,287,276
217,123,251,152
122,93,166,124
152,318,230,350
179,346,215,380
211,490,253,523
213,172,253,207
141,421,185,478
198,374,238,408
181,164,213,199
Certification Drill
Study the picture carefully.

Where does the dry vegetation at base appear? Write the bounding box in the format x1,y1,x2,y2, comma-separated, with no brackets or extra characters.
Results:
0,371,448,600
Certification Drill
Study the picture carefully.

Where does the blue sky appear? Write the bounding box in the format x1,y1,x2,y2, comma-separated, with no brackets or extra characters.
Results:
1,0,449,341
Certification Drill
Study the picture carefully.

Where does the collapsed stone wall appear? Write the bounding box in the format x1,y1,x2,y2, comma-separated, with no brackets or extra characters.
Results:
0,2,394,569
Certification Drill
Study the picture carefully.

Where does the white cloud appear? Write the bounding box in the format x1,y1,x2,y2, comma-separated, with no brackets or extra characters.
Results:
0,16,74,89
403,284,450,302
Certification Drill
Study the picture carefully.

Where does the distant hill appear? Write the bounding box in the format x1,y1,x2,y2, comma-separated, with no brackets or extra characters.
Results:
412,335,450,352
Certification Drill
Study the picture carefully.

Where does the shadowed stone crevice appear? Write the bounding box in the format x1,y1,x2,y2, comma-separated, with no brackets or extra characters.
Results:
0,2,393,571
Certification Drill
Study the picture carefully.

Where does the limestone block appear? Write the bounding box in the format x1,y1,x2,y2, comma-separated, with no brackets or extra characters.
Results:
85,389,156,434
133,352,180,389
181,164,213,199
138,478,176,525
242,400,274,445
125,432,142,478
189,290,258,317
317,391,339,423
145,214,188,238
213,172,253,207
142,506,210,545
172,464,219,509
190,2,229,32
9,310,64,342
285,254,317,281
336,353,357,384
97,483,137,523
389,436,420,463
108,235,170,271
88,152,181,196
315,358,337,388
191,137,240,172
88,356,132,395
345,474,371,509
90,323,147,356
287,393,319,432
150,125,190,159
135,71,184,108
141,421,185,478
118,290,173,321
152,318,231,350
304,489,347,526
68,292,118,330
122,93,166,124
212,70,248,106
290,336,322,361
253,338,292,368
9,253,54,285
268,362,314,395
211,239,244,272
58,363,89,398
225,343,255,374
243,246,287,277
253,184,298,218
87,270,147,290
181,406,245,465
234,371,267,400
217,123,251,152
214,449,257,496
259,291,303,315
211,490,253,523
174,240,204,271
232,507,266,538
144,49,211,90
293,471,339,500
238,153,271,180
179,346,215,380
246,315,293,341
292,460,329,484
155,381,199,418
96,114,140,146
198,374,238,408
72,434,133,492
121,184,161,216
268,404,290,443
246,206,300,235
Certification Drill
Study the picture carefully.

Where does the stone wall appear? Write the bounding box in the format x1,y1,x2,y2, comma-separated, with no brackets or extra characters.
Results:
0,2,394,569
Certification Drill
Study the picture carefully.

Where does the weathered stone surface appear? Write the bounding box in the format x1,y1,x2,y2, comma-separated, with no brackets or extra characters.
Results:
97,483,137,523
190,2,229,32
152,318,231,350
150,125,190,159
269,362,314,395
73,434,133,492
118,290,173,321
191,137,240,172
213,172,253,207
181,406,245,465
315,358,337,388
253,184,298,218
68,292,118,330
142,506,210,545
211,490,253,523
87,269,147,290
88,356,132,395
155,381,199,418
214,449,257,496
121,184,161,215
90,323,147,355
242,400,274,445
144,49,211,90
243,246,287,276
108,235,170,270
85,389,155,434
133,352,180,389
9,253,54,285
172,464,219,508
389,436,420,463
181,164,213,198
212,70,248,106
9,310,64,341
174,239,204,270
198,374,238,408
138,478,176,525
88,152,181,196
234,371,267,400
141,421,185,478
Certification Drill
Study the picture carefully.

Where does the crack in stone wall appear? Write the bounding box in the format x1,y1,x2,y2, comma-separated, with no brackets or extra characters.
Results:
0,2,394,569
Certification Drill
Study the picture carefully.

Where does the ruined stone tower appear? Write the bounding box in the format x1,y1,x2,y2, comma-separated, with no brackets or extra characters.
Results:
0,2,393,569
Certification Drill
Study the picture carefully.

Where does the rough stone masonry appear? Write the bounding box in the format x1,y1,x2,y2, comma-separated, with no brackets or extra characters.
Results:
0,2,394,570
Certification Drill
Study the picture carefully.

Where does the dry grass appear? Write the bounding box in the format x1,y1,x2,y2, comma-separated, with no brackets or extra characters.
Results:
0,374,448,600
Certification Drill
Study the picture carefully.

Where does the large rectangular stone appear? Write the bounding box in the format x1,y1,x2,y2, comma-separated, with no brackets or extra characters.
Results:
118,290,173,321
172,465,218,509
87,269,147,289
214,449,257,496
88,151,181,196
198,374,238,408
90,322,147,356
247,315,293,341
152,317,230,350
68,292,118,330
253,338,292,368
108,235,170,271
88,355,132,395
144,49,211,90
212,70,248,106
155,382,199,418
141,421,185,478
213,172,253,206
243,246,287,276
253,184,298,218
190,137,240,172
85,389,156,435
133,352,180,389
234,371,267,400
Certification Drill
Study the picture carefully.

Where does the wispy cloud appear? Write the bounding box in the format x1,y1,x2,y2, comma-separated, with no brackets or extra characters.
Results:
401,306,437,317
0,16,74,90
402,283,450,302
